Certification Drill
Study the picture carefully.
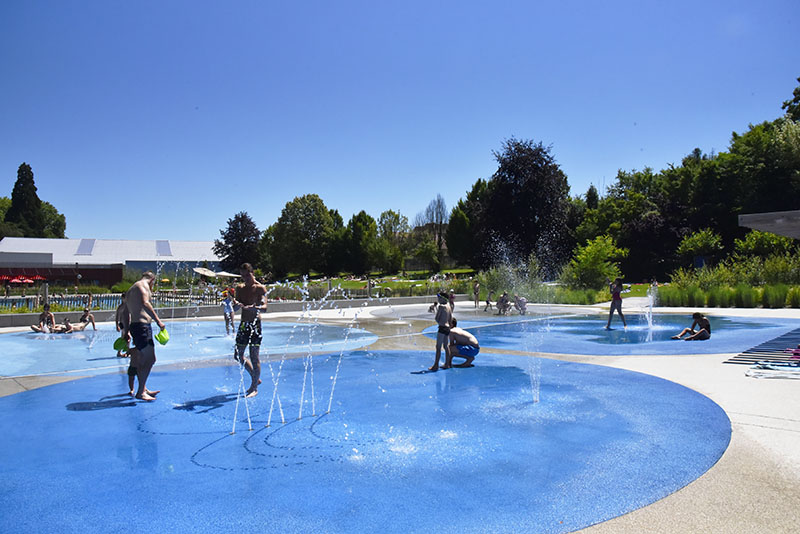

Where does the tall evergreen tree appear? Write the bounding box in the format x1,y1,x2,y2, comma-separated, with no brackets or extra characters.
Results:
5,163,44,237
213,211,261,271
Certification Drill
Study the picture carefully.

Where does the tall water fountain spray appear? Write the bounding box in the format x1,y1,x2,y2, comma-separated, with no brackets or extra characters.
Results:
644,279,658,343
479,240,549,404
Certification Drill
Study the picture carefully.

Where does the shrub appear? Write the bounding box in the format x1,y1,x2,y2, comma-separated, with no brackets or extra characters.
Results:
559,235,628,290
676,228,724,265
762,284,789,309
707,287,732,308
734,284,757,308
687,286,705,307
657,285,685,307
553,287,602,305
787,287,800,308
735,230,795,256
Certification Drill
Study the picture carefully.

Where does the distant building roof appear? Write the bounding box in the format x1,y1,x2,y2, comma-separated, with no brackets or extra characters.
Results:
0,237,220,267
739,210,800,239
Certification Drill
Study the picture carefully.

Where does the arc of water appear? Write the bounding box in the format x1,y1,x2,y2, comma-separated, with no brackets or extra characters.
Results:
231,356,253,434
326,300,366,414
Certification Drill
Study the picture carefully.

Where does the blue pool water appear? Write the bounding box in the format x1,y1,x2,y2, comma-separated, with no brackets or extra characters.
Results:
425,314,799,355
0,349,730,534
0,320,378,377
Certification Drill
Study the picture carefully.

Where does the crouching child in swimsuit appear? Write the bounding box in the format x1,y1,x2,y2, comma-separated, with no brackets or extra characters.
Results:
445,317,480,368
429,292,452,371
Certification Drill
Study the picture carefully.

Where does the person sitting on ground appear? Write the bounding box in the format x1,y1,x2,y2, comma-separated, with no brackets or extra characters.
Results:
444,317,480,368
496,292,512,315
514,294,527,315
672,312,712,340
53,318,74,334
79,307,96,330
31,304,56,333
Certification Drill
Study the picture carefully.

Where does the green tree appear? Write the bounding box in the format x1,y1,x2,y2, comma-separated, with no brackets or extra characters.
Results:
782,76,800,121
268,194,334,277
41,201,66,238
0,197,22,239
374,210,409,273
676,228,724,267
559,235,628,290
345,211,378,275
413,236,439,272
213,211,261,271
320,209,348,277
585,184,599,210
483,138,571,275
414,195,449,265
5,163,44,237
734,230,796,257
444,205,472,266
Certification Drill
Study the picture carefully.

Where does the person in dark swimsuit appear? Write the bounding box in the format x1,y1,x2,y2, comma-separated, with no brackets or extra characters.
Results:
672,312,711,340
429,292,452,371
230,263,267,398
605,277,627,329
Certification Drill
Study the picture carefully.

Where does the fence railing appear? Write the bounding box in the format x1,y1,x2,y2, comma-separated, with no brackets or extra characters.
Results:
0,286,441,313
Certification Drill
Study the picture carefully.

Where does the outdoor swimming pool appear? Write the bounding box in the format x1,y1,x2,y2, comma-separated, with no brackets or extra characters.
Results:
424,313,799,355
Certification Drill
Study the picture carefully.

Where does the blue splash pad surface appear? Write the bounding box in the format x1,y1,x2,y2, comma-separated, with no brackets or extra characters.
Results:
427,314,798,355
0,320,377,377
0,350,730,534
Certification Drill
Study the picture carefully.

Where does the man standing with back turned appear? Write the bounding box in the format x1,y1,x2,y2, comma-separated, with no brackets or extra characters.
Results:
230,263,267,398
125,271,165,401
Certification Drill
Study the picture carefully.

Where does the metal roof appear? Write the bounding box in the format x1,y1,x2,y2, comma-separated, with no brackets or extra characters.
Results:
739,210,800,240
0,237,220,266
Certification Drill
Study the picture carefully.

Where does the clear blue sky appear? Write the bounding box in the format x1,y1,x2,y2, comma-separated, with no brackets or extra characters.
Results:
1,0,798,241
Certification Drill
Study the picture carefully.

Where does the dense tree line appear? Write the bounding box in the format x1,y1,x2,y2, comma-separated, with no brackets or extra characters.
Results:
215,79,800,283
1,163,66,239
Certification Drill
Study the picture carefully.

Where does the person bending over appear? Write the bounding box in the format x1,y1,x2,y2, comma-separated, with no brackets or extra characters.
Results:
444,318,480,368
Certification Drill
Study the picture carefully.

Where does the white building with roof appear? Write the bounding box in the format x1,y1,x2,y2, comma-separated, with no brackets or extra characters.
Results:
0,237,220,285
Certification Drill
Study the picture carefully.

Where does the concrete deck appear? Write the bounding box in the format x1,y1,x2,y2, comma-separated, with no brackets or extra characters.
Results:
2,298,799,532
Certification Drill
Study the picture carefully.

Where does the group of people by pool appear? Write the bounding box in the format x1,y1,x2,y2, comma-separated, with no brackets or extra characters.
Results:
30,304,96,334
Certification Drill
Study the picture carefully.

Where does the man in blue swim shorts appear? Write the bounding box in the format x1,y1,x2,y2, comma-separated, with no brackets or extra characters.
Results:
123,271,166,401
445,317,480,368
